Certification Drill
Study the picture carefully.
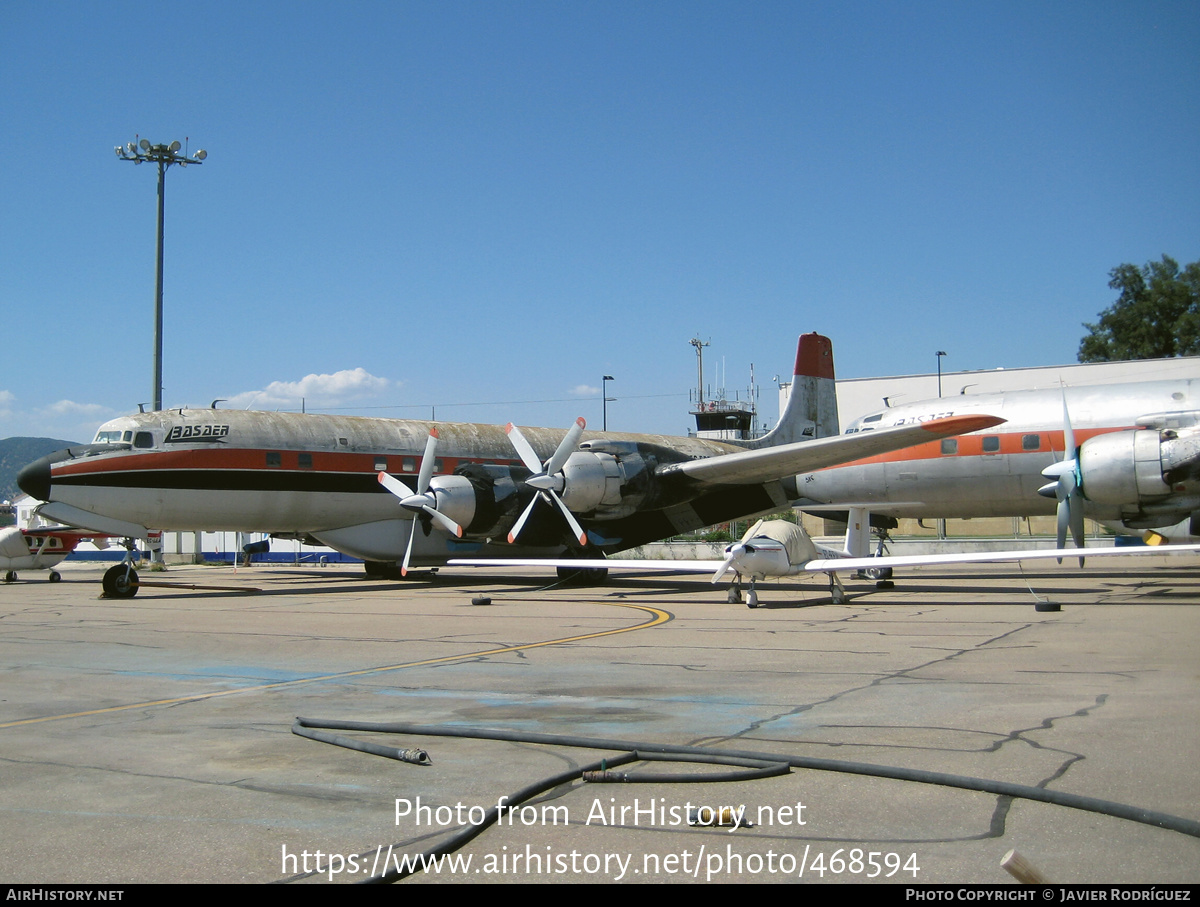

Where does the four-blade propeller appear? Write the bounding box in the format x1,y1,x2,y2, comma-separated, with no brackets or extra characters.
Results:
1038,394,1086,563
377,429,464,576
505,417,589,547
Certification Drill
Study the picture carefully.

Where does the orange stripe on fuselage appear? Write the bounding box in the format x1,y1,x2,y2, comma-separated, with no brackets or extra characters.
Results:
821,426,1129,470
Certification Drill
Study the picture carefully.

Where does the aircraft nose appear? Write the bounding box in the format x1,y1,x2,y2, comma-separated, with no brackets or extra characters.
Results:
17,454,54,502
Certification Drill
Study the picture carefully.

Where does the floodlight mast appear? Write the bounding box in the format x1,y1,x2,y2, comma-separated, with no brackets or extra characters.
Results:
114,138,207,412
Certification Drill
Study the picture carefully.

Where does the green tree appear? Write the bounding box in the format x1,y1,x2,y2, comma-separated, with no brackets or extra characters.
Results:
1078,255,1200,361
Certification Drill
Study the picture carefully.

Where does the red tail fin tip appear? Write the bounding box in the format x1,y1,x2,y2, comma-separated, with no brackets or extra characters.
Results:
793,333,835,380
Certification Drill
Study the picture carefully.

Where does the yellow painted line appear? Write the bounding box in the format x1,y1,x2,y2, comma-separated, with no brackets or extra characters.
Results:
0,603,672,729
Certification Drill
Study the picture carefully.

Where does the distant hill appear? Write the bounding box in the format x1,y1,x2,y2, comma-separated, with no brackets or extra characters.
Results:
1,437,79,506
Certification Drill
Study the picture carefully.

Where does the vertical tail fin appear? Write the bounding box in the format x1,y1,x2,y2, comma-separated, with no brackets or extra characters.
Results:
749,333,839,448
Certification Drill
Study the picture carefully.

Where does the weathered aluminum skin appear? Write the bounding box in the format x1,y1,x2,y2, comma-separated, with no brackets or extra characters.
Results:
796,379,1200,526
20,409,754,559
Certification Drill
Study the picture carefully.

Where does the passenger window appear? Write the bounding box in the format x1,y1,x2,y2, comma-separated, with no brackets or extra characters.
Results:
982,436,1000,453
1022,434,1041,451
266,452,282,467
374,458,388,472
402,457,416,472
941,439,957,455
298,453,313,469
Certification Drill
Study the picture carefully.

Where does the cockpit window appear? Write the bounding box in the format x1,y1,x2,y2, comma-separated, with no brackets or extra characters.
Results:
93,430,126,444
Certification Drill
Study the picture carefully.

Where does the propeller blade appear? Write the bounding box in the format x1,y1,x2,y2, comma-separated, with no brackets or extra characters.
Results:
1061,393,1076,464
739,519,765,544
401,520,416,577
416,428,439,494
1040,459,1073,481
378,471,415,499
507,496,540,545
1068,491,1086,563
545,417,586,477
712,543,746,583
1056,499,1070,551
505,423,543,474
547,490,589,547
422,504,463,538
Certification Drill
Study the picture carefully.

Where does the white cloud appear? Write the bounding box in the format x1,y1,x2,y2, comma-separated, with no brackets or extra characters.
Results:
570,384,599,397
0,398,119,442
228,368,391,410
46,400,114,418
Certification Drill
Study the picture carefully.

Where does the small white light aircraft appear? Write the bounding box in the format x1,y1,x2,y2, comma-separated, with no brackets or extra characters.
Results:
0,525,111,583
16,333,1002,598
452,510,1200,607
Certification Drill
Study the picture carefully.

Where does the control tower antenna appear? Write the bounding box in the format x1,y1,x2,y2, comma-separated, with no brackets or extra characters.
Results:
689,336,710,406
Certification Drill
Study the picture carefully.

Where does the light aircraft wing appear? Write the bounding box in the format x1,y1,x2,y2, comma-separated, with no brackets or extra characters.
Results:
449,558,728,572
451,543,1200,578
660,414,1004,486
804,544,1200,573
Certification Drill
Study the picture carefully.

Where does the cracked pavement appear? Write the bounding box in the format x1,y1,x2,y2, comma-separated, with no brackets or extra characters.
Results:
1,557,1198,883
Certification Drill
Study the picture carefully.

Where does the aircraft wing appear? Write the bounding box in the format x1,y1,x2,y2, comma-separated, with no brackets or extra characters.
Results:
804,543,1200,573
449,558,727,573
658,414,1004,486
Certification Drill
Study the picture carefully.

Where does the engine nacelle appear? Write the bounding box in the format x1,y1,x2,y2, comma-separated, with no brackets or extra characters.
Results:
564,439,681,520
558,451,625,513
1079,429,1178,504
446,464,523,539
423,474,479,531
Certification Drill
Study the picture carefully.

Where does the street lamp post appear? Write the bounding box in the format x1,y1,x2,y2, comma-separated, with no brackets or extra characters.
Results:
115,138,206,412
602,375,614,431
936,350,947,398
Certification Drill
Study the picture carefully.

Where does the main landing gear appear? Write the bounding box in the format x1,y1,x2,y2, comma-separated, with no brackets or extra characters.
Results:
3,570,60,583
727,576,760,608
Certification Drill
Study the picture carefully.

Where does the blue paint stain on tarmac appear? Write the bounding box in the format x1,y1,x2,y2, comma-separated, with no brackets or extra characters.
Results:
112,665,315,684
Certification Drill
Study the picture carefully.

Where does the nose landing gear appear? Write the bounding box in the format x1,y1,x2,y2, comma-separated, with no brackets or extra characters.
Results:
102,540,141,598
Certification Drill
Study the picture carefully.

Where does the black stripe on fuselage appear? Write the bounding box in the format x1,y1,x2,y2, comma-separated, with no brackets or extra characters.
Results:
54,470,386,494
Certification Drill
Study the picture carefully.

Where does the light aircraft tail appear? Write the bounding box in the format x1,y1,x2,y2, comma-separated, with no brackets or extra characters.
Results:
745,333,839,449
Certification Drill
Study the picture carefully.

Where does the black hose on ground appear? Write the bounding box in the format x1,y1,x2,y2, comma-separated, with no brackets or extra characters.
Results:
291,716,1200,882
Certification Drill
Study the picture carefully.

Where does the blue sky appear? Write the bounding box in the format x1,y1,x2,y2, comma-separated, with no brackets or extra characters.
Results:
2,1,1197,442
